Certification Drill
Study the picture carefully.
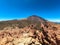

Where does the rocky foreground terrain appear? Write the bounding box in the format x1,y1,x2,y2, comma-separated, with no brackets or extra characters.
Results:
0,23,60,45
0,15,60,45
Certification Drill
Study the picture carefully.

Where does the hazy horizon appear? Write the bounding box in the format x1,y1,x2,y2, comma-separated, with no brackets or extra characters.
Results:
0,15,60,22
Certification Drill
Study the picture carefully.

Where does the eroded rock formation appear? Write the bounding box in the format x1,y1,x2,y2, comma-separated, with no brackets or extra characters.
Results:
0,23,60,45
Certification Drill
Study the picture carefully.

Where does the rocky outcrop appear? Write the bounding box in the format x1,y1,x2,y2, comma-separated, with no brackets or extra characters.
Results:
0,25,60,45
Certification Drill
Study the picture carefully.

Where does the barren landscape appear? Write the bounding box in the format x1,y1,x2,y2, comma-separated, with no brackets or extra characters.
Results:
0,15,60,45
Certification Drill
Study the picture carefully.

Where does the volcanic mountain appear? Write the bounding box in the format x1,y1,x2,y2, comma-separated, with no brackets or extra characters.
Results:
0,15,59,30
0,15,47,30
27,15,47,23
0,15,60,45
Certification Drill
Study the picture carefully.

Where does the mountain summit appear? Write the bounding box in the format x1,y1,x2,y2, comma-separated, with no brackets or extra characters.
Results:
27,15,46,23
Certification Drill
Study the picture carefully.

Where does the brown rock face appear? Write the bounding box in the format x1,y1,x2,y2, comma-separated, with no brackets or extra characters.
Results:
0,25,60,45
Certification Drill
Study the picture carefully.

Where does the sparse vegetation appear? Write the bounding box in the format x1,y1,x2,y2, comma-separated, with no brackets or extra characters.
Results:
0,19,43,31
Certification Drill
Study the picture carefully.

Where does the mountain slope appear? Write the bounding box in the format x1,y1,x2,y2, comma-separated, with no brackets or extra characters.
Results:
27,15,46,22
0,15,47,30
0,22,60,45
0,15,60,45
0,15,59,30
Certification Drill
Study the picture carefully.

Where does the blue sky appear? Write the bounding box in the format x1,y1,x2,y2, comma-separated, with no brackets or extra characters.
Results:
0,0,60,22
